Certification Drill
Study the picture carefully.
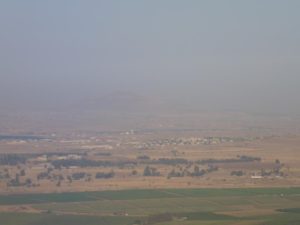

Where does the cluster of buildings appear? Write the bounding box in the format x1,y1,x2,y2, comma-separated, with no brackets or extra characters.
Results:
134,137,241,150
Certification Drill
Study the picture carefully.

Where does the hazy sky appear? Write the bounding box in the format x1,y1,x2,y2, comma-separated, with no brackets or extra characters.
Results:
0,1,299,113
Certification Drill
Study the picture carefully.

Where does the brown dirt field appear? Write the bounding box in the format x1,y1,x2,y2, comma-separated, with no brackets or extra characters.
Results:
0,134,299,193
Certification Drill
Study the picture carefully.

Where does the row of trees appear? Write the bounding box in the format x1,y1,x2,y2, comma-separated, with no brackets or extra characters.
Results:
36,171,115,183
167,165,218,178
51,159,136,169
143,165,219,178
197,155,261,165
7,174,33,187
0,154,27,165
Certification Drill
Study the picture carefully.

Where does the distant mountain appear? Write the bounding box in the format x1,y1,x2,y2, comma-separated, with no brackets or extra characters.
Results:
76,91,166,113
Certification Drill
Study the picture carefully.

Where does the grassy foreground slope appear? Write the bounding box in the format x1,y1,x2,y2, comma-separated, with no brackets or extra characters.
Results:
0,187,299,205
0,187,299,225
0,213,140,225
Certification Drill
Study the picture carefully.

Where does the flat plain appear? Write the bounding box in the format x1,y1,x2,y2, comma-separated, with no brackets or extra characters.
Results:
0,187,300,225
0,112,299,224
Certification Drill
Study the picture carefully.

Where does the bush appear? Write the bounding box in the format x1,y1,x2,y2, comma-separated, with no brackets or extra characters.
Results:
143,166,160,176
95,171,115,179
231,170,244,176
71,172,87,180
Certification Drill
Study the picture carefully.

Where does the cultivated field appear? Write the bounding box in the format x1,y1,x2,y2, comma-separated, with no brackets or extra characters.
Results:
0,187,299,225
0,133,299,193
0,113,299,224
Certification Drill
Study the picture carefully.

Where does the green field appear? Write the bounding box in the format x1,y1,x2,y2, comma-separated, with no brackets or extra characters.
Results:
0,187,299,225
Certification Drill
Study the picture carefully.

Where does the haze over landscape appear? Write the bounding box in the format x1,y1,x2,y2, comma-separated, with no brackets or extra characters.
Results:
0,1,300,225
1,0,300,115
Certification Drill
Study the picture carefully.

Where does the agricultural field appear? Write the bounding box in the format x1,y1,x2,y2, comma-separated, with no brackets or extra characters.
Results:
1,0,300,224
0,187,299,225
0,116,299,224
0,133,300,193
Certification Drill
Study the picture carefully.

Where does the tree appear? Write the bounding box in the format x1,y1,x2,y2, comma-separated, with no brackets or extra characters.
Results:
25,178,32,187
143,166,152,176
20,169,26,176
231,170,244,176
143,166,160,176
194,166,200,174
15,174,20,184
95,171,115,179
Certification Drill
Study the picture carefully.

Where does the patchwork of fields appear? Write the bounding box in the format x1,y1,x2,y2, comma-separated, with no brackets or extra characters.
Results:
0,187,299,225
